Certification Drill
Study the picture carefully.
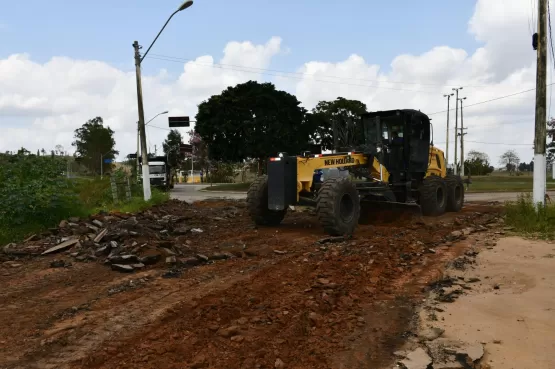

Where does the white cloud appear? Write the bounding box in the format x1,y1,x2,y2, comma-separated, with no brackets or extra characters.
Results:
0,0,548,166
0,37,284,158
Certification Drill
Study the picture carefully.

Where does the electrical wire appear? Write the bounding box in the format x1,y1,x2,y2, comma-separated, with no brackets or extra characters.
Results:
465,140,533,147
427,85,552,116
146,55,444,94
147,53,488,89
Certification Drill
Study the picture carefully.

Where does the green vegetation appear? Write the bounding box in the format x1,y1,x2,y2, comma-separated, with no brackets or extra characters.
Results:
195,81,313,164
466,174,555,192
203,182,252,192
0,153,168,245
203,174,555,194
505,194,555,239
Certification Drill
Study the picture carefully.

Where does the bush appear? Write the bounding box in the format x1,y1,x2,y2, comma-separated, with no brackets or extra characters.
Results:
505,194,555,238
0,153,170,244
0,154,85,227
207,162,236,183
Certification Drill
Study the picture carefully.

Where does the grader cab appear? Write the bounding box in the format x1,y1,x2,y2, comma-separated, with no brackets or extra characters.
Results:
247,109,464,236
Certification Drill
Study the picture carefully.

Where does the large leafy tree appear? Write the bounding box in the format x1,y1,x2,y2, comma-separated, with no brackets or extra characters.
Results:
72,117,118,175
309,97,367,151
162,129,185,170
464,150,494,176
195,81,311,163
499,149,520,174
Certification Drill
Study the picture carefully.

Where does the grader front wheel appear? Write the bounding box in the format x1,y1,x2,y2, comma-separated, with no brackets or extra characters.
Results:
316,177,360,236
247,175,287,225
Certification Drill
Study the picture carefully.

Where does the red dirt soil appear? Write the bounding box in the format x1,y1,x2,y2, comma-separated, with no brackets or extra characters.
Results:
0,200,500,369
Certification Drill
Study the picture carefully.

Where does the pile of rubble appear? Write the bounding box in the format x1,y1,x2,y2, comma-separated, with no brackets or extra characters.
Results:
2,200,243,273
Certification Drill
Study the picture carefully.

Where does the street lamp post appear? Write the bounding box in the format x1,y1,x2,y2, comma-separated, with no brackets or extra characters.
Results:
452,87,463,174
136,110,169,178
443,93,454,167
458,97,467,176
134,0,193,201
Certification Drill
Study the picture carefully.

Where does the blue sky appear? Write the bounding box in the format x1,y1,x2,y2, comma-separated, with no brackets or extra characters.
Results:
0,0,477,75
0,0,539,163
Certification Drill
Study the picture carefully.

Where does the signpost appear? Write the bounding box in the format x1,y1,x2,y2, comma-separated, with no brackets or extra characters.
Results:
169,116,190,127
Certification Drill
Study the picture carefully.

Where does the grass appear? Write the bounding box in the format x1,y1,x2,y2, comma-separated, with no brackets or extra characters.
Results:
505,194,555,239
203,182,252,192
466,174,555,193
200,174,555,194
0,177,169,246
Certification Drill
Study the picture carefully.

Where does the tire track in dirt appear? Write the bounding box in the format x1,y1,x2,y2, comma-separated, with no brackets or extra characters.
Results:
73,208,499,369
8,261,260,369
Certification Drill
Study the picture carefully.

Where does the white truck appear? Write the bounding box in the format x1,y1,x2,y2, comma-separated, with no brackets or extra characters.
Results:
138,156,173,190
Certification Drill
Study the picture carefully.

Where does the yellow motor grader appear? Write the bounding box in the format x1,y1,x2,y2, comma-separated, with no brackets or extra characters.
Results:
247,109,464,235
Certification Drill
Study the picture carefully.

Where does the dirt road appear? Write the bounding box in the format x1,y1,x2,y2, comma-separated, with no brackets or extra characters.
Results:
0,200,501,369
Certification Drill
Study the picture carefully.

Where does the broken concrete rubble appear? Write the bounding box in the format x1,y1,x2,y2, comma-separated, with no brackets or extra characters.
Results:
398,347,432,369
0,199,246,274
426,339,484,368
419,327,445,341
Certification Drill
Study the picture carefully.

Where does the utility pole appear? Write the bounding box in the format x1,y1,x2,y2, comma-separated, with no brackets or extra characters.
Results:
133,0,193,199
458,97,467,176
136,121,140,179
134,40,152,201
452,87,463,174
533,0,547,206
443,93,454,166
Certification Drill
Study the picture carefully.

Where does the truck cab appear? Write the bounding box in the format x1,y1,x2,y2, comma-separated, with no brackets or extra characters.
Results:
138,156,173,190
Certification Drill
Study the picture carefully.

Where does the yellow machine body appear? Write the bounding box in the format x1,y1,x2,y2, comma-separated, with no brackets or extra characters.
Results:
294,146,446,201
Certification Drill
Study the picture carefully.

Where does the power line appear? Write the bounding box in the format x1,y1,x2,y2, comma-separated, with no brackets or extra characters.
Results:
465,140,533,146
147,55,444,94
427,86,551,115
146,53,555,115
147,53,488,89
148,124,172,131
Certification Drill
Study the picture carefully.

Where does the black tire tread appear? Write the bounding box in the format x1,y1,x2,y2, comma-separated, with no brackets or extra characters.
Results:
247,175,286,226
419,176,447,216
316,177,360,235
445,174,464,212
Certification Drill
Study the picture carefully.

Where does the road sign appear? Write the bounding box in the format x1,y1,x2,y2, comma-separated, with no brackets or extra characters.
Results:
180,144,193,153
169,116,190,127
104,159,113,164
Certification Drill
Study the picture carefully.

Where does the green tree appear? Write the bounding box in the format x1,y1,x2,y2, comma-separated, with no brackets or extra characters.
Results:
188,130,210,173
162,129,185,178
72,117,118,175
499,149,520,175
195,81,311,165
464,150,494,176
309,97,367,151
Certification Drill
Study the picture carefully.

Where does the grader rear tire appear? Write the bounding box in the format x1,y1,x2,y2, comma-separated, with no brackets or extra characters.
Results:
445,174,464,212
316,177,360,236
419,176,447,216
247,175,287,226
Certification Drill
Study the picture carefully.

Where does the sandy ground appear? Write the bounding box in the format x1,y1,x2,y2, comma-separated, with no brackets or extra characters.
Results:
417,236,555,369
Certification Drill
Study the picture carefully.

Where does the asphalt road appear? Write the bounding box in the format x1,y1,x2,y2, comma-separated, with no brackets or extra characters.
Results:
170,184,247,203
171,184,553,203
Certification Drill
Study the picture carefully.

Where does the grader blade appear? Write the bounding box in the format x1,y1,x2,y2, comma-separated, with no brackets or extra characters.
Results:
359,200,422,224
